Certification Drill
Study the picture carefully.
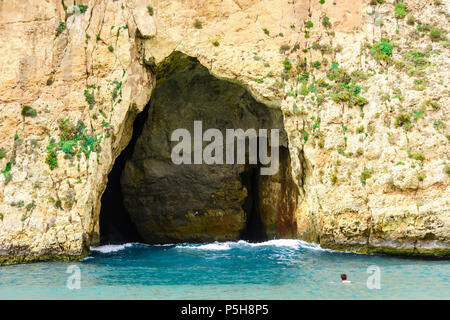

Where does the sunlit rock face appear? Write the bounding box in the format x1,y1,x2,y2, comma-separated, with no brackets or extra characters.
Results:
121,52,296,243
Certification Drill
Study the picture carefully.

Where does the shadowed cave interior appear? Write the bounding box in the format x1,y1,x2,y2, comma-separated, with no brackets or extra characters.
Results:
100,52,296,245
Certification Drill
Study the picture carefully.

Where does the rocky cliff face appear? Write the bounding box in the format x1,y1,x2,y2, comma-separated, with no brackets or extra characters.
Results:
0,0,448,264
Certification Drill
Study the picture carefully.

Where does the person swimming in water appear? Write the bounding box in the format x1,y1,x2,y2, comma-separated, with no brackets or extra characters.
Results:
341,274,352,283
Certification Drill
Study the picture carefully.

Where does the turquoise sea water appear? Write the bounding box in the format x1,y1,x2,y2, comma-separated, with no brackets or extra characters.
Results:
0,240,448,299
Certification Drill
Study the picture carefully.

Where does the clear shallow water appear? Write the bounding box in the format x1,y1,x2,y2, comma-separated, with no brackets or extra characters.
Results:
0,240,449,299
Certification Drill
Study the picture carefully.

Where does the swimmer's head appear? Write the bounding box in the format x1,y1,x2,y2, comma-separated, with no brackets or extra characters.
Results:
341,274,347,281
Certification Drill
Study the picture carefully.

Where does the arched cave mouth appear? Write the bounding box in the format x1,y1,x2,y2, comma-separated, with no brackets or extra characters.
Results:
99,104,147,245
100,52,297,245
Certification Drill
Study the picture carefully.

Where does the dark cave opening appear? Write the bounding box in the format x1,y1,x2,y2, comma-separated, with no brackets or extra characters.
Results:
100,52,295,244
99,104,151,245
240,165,267,242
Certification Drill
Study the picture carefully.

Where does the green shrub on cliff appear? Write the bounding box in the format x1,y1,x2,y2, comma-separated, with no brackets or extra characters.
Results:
330,172,337,184
25,200,36,213
370,39,393,61
408,150,425,162
283,59,292,71
430,28,444,41
194,19,202,29
21,106,37,117
0,147,6,159
45,119,103,170
56,22,66,35
394,2,407,19
1,161,12,185
322,16,331,28
84,89,95,108
403,50,429,68
147,6,154,16
46,139,58,170
312,60,321,68
395,113,411,130
360,169,372,185
78,4,88,13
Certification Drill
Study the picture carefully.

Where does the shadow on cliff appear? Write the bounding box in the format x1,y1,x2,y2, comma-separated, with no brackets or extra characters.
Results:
99,104,150,245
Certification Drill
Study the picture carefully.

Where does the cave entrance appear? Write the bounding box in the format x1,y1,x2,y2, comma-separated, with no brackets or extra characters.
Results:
98,104,149,245
100,51,297,245
240,165,266,242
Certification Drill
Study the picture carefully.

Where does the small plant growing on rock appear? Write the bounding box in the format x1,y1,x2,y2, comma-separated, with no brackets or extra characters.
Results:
423,98,440,110
417,171,425,182
263,28,270,35
356,148,363,157
108,45,114,52
430,28,444,41
394,2,407,19
25,200,36,213
1,161,11,184
283,59,292,71
56,22,66,35
355,96,368,106
407,15,415,25
194,19,202,29
21,105,37,117
305,21,314,28
395,113,411,130
370,39,393,61
330,173,337,184
408,150,425,162
0,147,6,159
147,6,154,16
360,169,372,185
78,4,88,13
322,16,331,28
279,44,291,53
46,142,58,170
84,89,95,108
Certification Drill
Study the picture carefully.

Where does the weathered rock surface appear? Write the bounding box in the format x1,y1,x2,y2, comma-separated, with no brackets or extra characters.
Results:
0,0,448,264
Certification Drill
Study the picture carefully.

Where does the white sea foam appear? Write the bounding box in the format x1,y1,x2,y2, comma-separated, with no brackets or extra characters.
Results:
90,242,139,253
81,256,94,261
175,239,332,252
89,240,341,254
191,243,233,250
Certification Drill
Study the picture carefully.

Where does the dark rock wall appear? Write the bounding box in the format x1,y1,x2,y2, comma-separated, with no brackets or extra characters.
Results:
120,52,296,244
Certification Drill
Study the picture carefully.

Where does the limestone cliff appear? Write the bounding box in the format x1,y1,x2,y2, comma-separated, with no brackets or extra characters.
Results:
0,0,448,264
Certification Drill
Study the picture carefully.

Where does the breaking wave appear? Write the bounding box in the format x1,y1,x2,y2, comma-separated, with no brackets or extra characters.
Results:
174,239,332,252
